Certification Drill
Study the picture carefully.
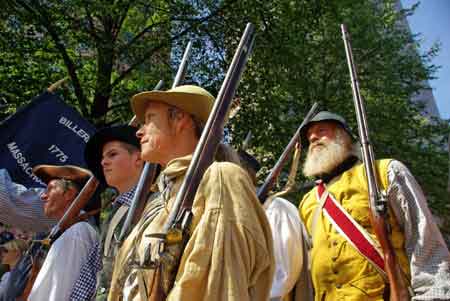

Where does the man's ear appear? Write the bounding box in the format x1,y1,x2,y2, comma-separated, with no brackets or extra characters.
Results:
63,186,78,203
173,112,194,134
134,151,144,168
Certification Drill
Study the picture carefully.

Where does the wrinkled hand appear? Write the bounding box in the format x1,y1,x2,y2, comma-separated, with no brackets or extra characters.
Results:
0,254,32,301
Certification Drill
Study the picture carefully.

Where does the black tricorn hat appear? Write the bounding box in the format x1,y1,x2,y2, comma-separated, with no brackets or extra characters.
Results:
84,125,140,184
32,165,92,188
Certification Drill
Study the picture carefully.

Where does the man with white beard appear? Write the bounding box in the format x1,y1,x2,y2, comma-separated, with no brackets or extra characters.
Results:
298,111,450,301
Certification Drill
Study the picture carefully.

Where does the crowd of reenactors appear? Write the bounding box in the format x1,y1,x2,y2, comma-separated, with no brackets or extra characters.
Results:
0,25,450,301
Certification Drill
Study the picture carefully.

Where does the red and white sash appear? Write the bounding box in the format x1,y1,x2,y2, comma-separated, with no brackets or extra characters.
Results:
314,181,387,279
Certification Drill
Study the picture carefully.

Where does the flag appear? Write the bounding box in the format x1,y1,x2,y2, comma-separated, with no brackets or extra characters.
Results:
0,91,96,188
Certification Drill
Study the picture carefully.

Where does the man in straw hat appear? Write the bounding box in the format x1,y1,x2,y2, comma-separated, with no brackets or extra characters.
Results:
26,165,99,301
298,111,450,300
109,85,274,301
70,125,145,300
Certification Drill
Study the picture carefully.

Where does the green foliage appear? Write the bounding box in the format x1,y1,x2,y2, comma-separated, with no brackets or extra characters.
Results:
0,0,226,124
209,0,450,221
0,0,449,228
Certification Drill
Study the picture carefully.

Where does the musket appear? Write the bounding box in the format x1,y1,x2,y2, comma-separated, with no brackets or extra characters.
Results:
341,24,410,301
147,23,255,299
257,102,318,203
118,41,193,243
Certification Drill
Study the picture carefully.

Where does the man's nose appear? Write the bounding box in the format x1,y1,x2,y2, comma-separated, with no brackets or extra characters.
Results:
308,131,319,144
136,126,144,140
101,157,109,167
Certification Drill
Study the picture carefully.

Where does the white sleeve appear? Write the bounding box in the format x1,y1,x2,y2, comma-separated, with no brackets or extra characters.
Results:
387,160,450,300
28,222,98,301
265,197,304,299
0,169,55,232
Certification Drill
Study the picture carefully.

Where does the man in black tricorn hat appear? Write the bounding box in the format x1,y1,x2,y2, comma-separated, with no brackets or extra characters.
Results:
24,165,99,301
70,125,145,300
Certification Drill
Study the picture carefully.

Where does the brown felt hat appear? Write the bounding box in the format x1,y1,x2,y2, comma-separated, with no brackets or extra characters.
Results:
32,165,92,188
131,85,215,124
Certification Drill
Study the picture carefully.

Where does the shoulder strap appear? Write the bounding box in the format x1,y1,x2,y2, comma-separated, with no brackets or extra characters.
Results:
104,205,129,257
312,182,387,280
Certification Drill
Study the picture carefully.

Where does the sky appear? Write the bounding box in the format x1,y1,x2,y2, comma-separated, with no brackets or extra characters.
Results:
401,0,450,119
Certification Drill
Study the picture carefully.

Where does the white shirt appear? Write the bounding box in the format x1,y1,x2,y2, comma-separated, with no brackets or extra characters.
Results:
387,160,450,300
28,222,98,301
264,197,304,299
0,169,55,232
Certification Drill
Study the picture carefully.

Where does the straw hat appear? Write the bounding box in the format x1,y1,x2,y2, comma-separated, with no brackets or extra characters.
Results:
131,85,215,124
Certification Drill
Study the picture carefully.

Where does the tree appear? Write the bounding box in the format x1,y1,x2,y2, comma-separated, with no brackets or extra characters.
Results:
0,0,229,125
203,0,450,230
1,0,449,234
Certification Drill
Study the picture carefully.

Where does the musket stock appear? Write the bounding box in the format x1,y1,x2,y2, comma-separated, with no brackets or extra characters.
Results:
341,24,410,301
53,176,100,237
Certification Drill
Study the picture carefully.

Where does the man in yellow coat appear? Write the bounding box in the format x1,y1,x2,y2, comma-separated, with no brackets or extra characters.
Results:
108,85,274,301
298,111,450,301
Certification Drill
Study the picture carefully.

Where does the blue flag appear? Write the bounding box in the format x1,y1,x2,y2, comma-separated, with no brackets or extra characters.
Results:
0,92,96,188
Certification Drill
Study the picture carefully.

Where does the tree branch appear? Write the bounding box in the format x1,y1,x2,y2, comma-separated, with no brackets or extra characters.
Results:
80,0,101,40
116,19,171,56
112,1,234,87
14,0,89,116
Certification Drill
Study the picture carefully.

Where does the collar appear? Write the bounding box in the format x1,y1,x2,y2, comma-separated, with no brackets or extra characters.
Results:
114,186,137,207
155,154,193,192
316,155,359,184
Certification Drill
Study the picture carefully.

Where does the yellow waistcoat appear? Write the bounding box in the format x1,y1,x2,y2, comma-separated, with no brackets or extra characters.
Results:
299,159,409,301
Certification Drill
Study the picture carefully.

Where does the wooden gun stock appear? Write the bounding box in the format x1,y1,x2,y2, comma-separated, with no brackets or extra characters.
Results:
148,266,167,301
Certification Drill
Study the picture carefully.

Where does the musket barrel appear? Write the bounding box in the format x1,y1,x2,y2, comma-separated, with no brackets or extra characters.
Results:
172,41,192,89
341,24,381,207
257,102,319,203
163,22,256,233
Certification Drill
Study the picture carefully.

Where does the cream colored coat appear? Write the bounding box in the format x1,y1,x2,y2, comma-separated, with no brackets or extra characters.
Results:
108,155,274,301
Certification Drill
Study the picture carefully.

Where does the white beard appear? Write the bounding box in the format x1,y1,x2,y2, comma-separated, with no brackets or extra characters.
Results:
303,132,353,177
